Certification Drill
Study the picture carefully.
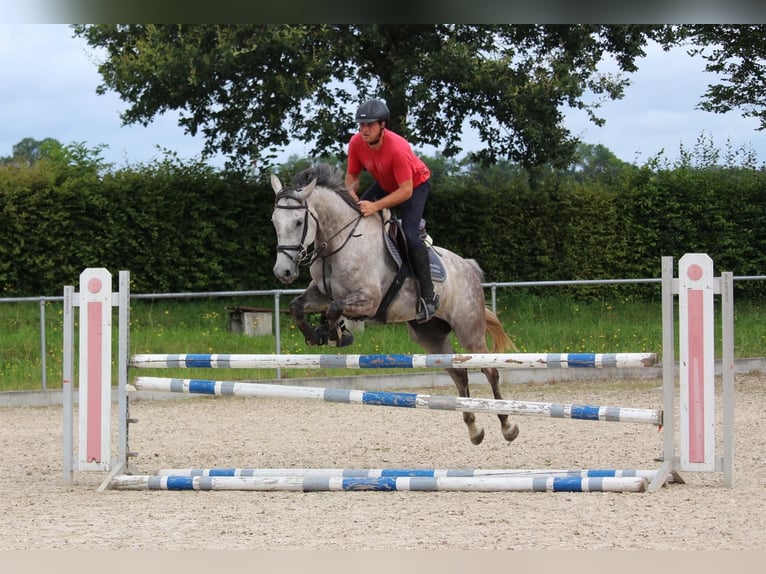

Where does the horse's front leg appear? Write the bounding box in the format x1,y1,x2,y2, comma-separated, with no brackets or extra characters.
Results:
322,301,354,347
289,283,330,346
323,288,382,347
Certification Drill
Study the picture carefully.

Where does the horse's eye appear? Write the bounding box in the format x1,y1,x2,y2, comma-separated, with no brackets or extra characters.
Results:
295,220,303,228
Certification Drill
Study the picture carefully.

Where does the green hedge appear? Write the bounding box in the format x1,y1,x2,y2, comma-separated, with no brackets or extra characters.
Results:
425,163,766,298
2,152,765,298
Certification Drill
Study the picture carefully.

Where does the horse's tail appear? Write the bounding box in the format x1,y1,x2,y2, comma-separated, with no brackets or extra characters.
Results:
465,258,519,353
465,258,485,282
484,307,519,353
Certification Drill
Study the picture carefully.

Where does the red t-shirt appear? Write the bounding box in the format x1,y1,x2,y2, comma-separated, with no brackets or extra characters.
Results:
347,130,431,193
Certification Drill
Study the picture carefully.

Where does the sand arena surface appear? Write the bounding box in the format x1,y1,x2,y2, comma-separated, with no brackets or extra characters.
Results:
1,374,765,551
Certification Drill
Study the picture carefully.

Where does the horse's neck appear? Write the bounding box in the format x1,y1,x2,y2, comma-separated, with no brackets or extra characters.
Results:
310,187,374,245
308,187,395,284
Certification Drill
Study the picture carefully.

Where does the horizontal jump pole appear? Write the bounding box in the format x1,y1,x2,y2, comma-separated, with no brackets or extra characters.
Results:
130,352,658,370
109,474,648,493
132,377,663,426
156,467,671,483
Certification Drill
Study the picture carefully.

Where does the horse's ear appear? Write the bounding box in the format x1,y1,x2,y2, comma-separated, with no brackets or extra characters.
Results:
270,173,282,195
293,177,317,201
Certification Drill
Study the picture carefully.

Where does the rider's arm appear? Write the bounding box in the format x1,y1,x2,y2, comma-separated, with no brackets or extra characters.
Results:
358,179,413,217
345,172,361,201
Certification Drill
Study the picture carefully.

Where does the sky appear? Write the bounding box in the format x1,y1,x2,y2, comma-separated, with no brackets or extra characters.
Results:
1,24,764,171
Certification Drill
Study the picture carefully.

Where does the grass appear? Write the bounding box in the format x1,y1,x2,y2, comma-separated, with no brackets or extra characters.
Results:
2,291,764,392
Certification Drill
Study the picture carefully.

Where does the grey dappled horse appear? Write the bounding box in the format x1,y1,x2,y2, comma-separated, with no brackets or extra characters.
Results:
271,163,519,445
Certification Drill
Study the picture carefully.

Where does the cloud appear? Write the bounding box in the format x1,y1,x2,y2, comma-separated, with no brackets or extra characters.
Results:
0,24,215,166
562,41,764,163
1,25,763,169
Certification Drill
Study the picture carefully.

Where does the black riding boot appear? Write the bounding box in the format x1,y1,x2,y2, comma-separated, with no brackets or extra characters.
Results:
410,246,440,322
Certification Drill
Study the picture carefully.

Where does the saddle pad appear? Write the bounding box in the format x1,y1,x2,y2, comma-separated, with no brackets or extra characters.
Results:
383,233,447,283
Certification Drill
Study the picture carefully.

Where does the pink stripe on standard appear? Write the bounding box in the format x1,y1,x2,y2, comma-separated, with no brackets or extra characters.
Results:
686,289,705,463
86,301,103,463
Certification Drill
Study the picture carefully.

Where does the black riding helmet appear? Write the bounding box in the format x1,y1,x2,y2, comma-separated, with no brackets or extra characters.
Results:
355,99,390,124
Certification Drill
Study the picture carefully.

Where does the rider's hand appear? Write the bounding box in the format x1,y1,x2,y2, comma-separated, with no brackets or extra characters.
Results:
357,200,378,217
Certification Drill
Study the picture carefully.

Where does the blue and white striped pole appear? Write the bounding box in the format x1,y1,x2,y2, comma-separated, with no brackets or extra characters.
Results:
155,467,670,482
130,352,658,370
132,377,663,425
110,474,648,492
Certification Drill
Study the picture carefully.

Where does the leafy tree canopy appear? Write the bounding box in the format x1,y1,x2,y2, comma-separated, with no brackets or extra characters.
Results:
1,137,62,166
1,138,114,179
663,25,766,131
72,24,667,173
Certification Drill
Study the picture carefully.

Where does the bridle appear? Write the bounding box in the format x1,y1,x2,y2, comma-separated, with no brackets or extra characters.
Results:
274,192,318,266
274,188,363,268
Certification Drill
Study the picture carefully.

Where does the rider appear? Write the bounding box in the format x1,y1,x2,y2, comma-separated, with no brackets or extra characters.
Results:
344,98,439,323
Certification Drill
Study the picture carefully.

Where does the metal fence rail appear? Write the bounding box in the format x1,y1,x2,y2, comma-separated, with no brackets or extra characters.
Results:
2,276,765,390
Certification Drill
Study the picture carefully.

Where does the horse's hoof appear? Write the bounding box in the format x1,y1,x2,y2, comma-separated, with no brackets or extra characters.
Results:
310,324,330,346
329,324,354,347
470,428,485,445
502,423,520,443
336,331,354,347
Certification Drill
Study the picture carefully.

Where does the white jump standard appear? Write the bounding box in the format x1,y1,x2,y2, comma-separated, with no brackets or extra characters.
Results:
61,253,735,493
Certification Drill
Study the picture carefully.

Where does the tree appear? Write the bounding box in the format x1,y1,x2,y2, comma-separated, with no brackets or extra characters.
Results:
669,25,766,130
1,137,62,166
567,142,633,183
72,24,665,172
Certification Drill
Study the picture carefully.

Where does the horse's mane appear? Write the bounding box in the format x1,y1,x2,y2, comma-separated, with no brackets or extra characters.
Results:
291,163,345,191
290,163,360,212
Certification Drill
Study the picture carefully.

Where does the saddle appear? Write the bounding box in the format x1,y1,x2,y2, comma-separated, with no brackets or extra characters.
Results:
383,218,447,282
372,217,446,323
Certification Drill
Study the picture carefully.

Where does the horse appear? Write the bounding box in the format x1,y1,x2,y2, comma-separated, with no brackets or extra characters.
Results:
270,163,519,445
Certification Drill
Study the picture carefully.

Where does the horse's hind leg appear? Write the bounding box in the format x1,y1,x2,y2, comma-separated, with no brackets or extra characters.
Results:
445,366,486,445
441,366,519,445
481,366,519,443
408,319,485,445
448,316,520,444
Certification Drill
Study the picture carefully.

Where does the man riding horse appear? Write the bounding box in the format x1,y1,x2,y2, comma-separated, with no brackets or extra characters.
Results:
271,162,520,445
344,99,440,323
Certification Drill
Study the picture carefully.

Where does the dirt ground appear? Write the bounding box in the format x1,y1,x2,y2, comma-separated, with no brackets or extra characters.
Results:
1,373,765,553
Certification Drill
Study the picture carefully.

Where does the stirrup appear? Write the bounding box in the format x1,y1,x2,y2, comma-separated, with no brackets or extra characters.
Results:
416,295,440,323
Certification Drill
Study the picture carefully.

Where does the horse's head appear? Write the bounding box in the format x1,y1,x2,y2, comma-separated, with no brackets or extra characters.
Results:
270,173,319,284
